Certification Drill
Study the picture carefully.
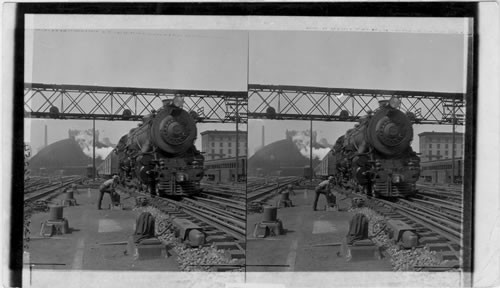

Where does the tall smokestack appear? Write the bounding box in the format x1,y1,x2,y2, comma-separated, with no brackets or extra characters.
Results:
262,125,265,147
44,125,47,147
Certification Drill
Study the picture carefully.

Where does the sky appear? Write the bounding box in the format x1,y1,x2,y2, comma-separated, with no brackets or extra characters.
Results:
24,15,469,158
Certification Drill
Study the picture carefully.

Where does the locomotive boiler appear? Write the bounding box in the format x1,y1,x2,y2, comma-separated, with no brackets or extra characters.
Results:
331,97,420,197
115,97,205,197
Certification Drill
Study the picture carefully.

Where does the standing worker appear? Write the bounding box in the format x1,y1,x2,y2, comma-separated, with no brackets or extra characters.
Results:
98,175,119,210
313,176,336,211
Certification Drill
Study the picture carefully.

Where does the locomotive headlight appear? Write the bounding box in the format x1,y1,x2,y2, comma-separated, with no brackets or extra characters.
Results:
389,97,401,109
392,174,401,183
176,172,188,182
173,96,184,108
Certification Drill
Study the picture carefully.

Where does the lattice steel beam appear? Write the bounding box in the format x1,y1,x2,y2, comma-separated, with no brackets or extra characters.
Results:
24,83,248,123
248,84,465,125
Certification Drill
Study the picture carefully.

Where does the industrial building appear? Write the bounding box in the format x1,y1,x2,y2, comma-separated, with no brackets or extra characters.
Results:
200,130,248,161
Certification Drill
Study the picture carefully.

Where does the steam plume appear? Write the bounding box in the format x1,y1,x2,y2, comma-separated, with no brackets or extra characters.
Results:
73,129,114,160
288,130,331,160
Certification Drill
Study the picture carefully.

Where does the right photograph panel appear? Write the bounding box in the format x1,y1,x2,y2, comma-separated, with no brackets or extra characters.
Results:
245,17,472,274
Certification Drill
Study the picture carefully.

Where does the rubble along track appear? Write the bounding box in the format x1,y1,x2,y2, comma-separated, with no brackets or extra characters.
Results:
132,190,246,271
338,187,463,269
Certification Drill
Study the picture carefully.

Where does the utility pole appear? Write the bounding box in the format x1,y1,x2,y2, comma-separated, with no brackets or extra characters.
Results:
235,100,239,182
310,119,313,183
451,96,455,184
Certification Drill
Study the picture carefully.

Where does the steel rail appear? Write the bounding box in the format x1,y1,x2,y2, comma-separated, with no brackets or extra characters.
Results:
375,198,461,245
24,177,82,202
183,198,246,222
193,197,245,214
142,193,246,241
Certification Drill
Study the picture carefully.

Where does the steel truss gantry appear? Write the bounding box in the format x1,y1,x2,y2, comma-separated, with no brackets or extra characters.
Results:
248,84,465,125
24,83,466,125
24,83,248,123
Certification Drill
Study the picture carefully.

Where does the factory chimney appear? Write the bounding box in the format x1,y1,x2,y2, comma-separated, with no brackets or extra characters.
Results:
44,125,48,147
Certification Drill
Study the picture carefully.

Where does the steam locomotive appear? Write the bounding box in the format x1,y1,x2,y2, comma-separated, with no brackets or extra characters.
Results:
115,97,205,197
324,97,420,197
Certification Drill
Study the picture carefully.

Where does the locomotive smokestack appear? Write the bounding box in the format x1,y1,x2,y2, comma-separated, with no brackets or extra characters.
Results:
379,100,389,107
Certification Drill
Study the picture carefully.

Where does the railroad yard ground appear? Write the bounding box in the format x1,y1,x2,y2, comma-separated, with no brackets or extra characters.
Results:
246,185,393,272
24,187,179,275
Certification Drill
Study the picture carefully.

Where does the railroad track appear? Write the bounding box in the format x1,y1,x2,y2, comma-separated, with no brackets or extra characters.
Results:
201,183,245,201
246,176,302,202
131,189,246,271
416,183,463,203
24,175,83,202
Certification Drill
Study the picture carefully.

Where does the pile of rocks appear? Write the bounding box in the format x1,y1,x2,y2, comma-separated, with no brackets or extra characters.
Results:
350,206,442,271
134,206,242,271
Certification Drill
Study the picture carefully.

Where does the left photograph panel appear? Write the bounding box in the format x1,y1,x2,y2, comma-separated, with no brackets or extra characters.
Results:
23,14,248,275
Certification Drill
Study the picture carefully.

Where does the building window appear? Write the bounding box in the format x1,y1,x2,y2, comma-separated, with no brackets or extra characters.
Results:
228,142,232,147
445,150,448,156
211,142,215,147
437,144,440,149
228,149,232,154
437,150,440,155
220,143,223,147
445,144,448,149
211,149,214,154
219,149,223,155
429,144,432,148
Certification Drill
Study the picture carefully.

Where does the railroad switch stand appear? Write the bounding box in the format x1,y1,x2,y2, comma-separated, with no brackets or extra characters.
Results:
276,192,293,208
253,206,284,238
40,206,69,237
61,191,77,207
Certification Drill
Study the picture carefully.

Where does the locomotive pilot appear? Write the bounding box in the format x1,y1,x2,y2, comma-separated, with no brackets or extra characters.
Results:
97,175,119,210
313,176,337,211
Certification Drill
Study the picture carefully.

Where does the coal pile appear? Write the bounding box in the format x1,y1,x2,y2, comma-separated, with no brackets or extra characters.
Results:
248,139,322,177
29,138,97,175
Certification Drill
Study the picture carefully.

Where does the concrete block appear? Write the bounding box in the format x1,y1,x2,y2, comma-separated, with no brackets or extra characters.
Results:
438,251,460,261
215,242,238,250
340,239,381,261
206,235,232,243
419,236,444,244
127,236,167,260
426,243,451,252
228,250,245,259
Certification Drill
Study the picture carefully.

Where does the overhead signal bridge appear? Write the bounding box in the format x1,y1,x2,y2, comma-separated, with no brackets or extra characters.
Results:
248,84,465,125
24,83,248,123
24,83,465,125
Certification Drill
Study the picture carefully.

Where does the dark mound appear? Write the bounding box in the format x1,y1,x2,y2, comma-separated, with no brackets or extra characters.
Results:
248,138,323,176
30,138,92,169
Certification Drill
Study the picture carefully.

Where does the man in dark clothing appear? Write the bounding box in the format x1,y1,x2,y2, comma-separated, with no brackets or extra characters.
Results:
313,176,336,211
98,175,119,210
